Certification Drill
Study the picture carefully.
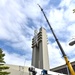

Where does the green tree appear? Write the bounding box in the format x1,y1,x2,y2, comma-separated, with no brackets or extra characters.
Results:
73,9,75,13
0,48,10,75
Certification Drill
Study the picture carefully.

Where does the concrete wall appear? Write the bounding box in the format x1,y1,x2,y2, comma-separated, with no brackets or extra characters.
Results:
4,64,29,75
32,27,49,70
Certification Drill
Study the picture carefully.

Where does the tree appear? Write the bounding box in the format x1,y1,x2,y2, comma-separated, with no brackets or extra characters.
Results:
73,9,75,13
0,48,10,75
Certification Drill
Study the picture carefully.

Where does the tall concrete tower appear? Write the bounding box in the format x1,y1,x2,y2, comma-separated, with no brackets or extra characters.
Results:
32,27,49,70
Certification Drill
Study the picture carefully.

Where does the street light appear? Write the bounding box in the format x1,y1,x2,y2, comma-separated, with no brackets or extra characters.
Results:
69,38,75,46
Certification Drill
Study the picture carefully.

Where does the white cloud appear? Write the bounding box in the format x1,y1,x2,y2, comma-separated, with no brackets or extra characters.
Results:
48,37,75,68
46,0,75,68
59,0,71,7
48,43,65,68
0,0,34,51
0,0,75,69
48,9,65,31
0,0,7,7
47,0,75,42
4,50,31,67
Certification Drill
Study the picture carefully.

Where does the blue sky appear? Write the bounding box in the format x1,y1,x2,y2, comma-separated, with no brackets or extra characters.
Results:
0,0,75,69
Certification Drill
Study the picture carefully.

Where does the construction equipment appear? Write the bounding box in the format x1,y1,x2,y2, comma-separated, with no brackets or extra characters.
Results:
28,67,37,75
38,4,75,75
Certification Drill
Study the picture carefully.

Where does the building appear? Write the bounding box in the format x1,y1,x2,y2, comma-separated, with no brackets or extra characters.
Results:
4,64,66,75
4,64,29,75
51,61,75,74
32,27,49,70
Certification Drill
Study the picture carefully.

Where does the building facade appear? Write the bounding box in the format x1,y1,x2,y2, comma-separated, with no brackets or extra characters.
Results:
51,61,75,74
32,27,49,70
4,64,29,75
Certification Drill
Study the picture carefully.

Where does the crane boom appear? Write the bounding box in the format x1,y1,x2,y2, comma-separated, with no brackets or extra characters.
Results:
38,4,75,75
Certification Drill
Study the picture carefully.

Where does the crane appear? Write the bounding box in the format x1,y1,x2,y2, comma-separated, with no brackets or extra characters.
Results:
38,4,75,75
